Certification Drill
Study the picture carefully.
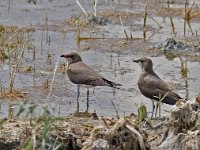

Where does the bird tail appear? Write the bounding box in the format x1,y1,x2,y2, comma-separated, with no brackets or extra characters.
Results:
162,92,182,105
102,78,122,87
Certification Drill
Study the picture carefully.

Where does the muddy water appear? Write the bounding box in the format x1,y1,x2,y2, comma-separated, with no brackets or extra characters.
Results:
0,0,200,118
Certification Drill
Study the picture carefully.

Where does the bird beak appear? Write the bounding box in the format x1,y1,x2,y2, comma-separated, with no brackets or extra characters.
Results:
60,55,69,68
133,59,139,63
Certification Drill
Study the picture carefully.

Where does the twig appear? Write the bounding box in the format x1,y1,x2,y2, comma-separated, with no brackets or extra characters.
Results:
119,15,129,39
187,0,197,15
157,127,169,146
110,99,120,119
168,4,175,33
148,15,163,28
101,117,109,128
93,0,97,17
143,0,148,39
76,0,88,17
148,121,167,130
42,29,67,114
9,40,26,93
33,129,36,150
185,0,196,36
126,124,147,150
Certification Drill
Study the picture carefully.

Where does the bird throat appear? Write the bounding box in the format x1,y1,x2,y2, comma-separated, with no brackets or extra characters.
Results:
66,57,73,67
142,67,154,74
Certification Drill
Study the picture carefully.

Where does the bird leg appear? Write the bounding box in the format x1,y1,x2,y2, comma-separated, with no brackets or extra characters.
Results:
77,85,80,112
155,102,159,117
151,100,155,118
85,88,89,112
92,87,95,95
113,87,116,95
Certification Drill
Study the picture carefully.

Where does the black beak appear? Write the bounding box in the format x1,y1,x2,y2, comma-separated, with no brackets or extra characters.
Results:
133,59,139,63
60,55,65,57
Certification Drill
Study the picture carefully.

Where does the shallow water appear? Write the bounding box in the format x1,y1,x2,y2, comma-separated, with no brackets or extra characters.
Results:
0,0,199,118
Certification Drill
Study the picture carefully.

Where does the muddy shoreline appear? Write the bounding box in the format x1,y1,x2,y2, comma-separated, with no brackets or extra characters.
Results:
0,97,200,150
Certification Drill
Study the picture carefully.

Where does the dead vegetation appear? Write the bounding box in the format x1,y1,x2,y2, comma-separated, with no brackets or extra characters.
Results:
157,7,200,19
0,24,35,99
0,96,200,149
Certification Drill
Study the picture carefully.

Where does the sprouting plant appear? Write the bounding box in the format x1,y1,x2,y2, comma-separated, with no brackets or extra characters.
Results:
167,1,175,34
16,100,28,117
154,92,169,117
26,103,37,124
137,102,147,124
179,57,189,99
40,116,54,150
8,40,26,93
164,52,178,61
192,115,200,131
184,0,196,36
143,0,149,39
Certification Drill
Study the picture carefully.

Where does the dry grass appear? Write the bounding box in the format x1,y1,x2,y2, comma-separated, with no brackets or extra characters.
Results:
157,7,200,19
0,89,28,100
0,24,35,96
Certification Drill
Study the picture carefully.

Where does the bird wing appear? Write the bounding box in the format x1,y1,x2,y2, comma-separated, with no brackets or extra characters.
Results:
142,74,171,92
67,62,112,86
138,74,180,104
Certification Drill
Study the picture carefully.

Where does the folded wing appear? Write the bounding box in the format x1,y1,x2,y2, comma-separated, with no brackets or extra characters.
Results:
67,62,120,87
138,74,181,105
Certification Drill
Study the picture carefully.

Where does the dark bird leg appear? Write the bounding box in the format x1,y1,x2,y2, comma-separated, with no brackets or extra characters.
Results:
85,88,89,112
151,100,155,118
77,85,80,112
92,87,95,95
113,87,116,95
155,102,159,117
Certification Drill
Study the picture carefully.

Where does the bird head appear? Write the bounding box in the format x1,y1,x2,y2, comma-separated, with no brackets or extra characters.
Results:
133,57,153,72
60,52,82,65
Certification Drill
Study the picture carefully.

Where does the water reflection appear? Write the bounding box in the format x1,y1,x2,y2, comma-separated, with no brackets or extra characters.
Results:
179,57,189,100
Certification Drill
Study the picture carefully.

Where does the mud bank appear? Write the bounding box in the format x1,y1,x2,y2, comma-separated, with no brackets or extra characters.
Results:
0,96,199,150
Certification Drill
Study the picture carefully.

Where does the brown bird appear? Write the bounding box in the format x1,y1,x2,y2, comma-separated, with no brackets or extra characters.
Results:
133,57,182,118
61,52,121,112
